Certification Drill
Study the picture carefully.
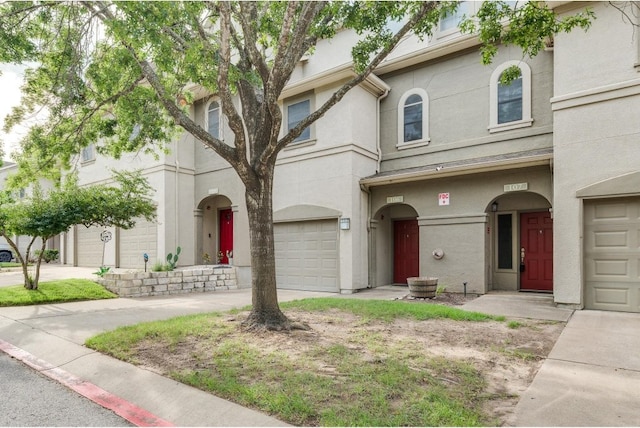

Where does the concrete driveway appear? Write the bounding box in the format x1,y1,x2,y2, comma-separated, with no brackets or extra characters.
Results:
0,264,99,287
510,310,640,426
460,293,640,426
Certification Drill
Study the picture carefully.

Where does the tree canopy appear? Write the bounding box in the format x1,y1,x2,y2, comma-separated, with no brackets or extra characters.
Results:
0,1,593,327
0,171,156,289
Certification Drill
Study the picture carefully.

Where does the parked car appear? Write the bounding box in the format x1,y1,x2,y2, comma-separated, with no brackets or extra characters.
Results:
0,244,14,263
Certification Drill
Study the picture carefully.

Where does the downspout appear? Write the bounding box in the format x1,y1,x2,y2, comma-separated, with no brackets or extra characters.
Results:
376,87,390,174
175,139,180,253
370,86,390,231
363,86,390,287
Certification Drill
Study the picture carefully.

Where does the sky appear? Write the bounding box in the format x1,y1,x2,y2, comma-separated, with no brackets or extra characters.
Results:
0,63,27,163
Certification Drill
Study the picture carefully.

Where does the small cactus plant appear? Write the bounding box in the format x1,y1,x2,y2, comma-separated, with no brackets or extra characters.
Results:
166,246,181,271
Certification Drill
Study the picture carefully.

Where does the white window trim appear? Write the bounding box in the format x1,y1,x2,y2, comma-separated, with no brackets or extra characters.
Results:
397,88,430,149
81,144,95,164
488,60,533,133
284,94,316,146
205,99,224,141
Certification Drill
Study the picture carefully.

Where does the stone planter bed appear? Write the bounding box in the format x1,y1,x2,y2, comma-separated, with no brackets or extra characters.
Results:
98,265,237,297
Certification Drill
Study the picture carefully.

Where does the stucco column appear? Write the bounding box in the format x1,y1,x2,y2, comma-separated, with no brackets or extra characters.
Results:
368,219,378,288
194,208,203,264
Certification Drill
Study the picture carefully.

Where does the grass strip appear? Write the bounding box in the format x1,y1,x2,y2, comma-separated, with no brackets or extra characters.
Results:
281,297,504,322
0,279,116,306
0,262,23,268
86,298,502,426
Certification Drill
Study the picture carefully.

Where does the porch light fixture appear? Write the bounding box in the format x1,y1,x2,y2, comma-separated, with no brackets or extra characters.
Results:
339,218,351,230
491,202,498,212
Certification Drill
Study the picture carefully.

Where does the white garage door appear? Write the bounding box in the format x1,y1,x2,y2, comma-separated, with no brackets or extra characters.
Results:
275,219,339,292
76,225,104,267
584,197,640,313
118,219,157,269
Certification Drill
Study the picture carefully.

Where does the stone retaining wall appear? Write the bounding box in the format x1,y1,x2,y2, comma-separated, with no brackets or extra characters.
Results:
98,266,237,297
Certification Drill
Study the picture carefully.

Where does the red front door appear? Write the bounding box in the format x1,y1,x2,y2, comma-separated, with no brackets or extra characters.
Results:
393,219,419,284
219,209,233,264
520,211,553,291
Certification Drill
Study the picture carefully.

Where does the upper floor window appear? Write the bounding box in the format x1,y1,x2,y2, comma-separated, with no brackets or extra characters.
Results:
397,88,430,149
81,144,95,163
439,1,470,33
207,100,221,139
129,123,141,141
287,98,311,143
489,61,533,133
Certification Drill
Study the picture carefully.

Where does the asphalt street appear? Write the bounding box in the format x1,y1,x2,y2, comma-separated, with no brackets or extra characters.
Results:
0,352,131,427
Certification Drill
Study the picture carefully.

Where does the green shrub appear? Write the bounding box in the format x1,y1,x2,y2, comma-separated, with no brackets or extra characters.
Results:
93,266,111,277
34,249,60,263
151,261,168,272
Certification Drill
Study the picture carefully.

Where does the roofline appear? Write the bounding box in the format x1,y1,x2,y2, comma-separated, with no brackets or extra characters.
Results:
280,63,391,100
374,33,481,76
360,152,553,188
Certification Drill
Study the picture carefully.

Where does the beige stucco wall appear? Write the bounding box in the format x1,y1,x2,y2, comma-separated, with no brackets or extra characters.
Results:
378,45,554,172
69,129,197,268
369,166,553,293
552,2,640,307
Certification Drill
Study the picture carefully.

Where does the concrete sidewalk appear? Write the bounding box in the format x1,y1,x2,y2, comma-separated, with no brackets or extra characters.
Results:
1,277,639,426
0,288,334,426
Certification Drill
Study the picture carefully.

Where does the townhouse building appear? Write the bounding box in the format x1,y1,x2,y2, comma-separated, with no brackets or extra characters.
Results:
2,1,639,313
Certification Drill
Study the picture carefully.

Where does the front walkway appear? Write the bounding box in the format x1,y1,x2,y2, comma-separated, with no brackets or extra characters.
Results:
460,291,573,321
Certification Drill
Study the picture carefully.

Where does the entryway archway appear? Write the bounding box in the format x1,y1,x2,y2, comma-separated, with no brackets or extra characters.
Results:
371,203,419,286
487,191,552,292
196,195,234,265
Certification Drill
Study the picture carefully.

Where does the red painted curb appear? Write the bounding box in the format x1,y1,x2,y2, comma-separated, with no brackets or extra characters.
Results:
0,339,175,427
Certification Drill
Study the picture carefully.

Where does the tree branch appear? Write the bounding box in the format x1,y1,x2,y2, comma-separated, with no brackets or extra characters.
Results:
83,1,240,167
269,1,437,161
236,2,271,84
216,2,256,187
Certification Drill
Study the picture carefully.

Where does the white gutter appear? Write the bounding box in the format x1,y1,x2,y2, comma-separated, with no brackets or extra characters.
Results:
361,152,552,189
280,63,391,100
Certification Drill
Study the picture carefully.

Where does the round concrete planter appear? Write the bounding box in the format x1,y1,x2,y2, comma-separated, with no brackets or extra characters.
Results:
407,277,438,298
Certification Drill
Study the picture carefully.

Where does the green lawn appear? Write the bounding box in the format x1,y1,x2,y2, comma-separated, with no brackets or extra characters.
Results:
0,262,23,268
281,297,504,322
87,298,505,426
0,279,117,306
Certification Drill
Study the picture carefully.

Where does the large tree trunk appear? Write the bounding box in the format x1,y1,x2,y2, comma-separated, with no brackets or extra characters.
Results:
242,172,290,330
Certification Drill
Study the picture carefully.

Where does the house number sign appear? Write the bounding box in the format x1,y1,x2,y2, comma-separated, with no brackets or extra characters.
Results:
504,182,528,192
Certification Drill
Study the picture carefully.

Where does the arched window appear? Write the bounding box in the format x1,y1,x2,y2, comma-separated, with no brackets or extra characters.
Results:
207,100,221,139
489,61,532,133
498,75,523,123
397,89,430,149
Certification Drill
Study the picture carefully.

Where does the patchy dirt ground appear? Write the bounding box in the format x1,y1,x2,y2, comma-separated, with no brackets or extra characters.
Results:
135,293,564,426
